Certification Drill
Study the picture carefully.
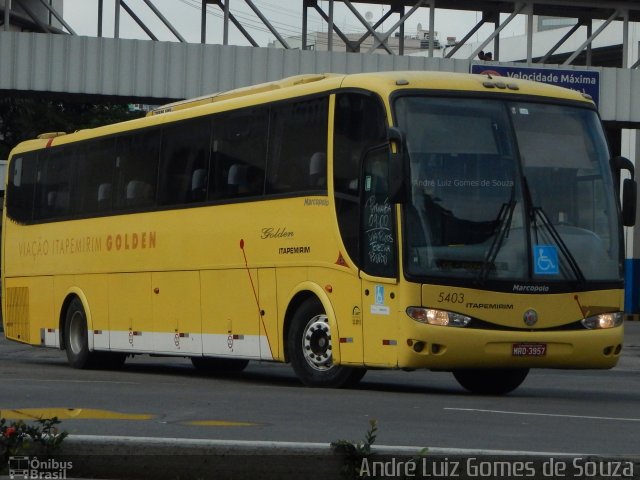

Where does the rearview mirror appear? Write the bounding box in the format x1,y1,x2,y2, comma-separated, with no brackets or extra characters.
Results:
611,156,636,227
611,156,635,179
622,178,637,227
388,127,408,204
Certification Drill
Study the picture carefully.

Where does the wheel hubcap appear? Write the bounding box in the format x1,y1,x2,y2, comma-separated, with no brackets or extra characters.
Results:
69,311,86,355
302,314,333,371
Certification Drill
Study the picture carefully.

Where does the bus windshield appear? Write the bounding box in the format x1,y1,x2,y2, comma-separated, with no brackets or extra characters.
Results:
395,96,621,284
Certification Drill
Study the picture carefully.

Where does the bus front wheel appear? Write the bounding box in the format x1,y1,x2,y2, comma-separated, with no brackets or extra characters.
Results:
288,298,366,388
63,297,95,369
453,368,529,395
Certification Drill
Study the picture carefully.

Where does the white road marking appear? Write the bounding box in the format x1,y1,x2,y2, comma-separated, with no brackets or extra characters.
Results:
10,377,139,385
445,407,640,422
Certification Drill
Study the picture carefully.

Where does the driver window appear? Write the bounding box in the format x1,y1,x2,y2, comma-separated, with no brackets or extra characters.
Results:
333,92,387,266
361,147,397,277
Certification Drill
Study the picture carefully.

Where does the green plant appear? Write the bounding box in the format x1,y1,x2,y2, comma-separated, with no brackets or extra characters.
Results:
331,419,378,479
0,416,68,469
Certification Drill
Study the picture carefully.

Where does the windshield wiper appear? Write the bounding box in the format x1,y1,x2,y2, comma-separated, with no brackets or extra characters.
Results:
522,176,586,285
478,197,517,283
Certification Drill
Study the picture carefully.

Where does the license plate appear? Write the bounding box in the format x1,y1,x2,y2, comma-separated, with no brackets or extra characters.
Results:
512,343,547,356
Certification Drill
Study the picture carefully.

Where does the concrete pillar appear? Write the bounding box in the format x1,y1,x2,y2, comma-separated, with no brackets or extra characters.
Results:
623,128,640,313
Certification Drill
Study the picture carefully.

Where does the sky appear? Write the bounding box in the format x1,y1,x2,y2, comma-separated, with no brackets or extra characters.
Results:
60,0,526,49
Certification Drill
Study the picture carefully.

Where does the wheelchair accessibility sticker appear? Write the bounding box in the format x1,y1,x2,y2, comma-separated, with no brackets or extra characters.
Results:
371,285,390,315
375,285,384,305
534,245,559,275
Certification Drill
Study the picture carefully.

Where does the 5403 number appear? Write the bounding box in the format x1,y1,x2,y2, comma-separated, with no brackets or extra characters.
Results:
437,292,465,304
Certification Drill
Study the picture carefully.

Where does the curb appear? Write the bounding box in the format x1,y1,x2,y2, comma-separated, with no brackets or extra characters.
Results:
7,436,639,480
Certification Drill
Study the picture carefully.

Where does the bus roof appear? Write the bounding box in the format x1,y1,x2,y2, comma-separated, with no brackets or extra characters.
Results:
148,70,591,117
13,70,592,155
147,73,343,116
340,70,592,104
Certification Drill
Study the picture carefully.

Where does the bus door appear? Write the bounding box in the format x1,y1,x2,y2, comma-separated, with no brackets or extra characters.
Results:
360,147,399,367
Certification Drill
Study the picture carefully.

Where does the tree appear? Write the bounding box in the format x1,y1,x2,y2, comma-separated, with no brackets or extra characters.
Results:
0,97,146,158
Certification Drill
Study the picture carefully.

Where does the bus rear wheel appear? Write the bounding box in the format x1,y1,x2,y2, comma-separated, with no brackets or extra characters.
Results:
63,297,96,369
191,357,249,373
64,298,126,369
453,368,529,395
288,298,366,388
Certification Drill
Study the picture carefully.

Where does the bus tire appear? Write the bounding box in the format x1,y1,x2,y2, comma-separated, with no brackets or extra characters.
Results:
191,357,249,373
453,368,529,395
63,297,96,369
288,298,366,388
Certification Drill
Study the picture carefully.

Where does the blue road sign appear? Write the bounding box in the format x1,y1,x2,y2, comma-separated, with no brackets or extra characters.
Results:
471,65,600,106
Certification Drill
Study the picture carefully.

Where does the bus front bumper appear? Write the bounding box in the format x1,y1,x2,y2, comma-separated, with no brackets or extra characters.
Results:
397,323,623,370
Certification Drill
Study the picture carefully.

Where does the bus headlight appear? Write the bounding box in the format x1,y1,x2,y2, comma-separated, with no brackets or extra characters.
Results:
580,312,623,330
406,307,471,327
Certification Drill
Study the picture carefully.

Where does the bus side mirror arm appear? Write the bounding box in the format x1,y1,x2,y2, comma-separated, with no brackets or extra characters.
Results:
388,127,408,204
611,156,637,227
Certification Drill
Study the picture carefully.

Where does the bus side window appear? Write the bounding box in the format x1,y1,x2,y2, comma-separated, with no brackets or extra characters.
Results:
361,147,396,277
266,97,328,194
114,130,160,209
6,153,37,223
76,138,116,214
33,147,75,220
158,118,211,206
212,108,268,200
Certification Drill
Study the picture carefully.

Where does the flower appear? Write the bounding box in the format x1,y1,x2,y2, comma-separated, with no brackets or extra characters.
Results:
1,417,67,464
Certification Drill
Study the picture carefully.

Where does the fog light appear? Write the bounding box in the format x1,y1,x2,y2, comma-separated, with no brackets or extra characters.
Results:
406,307,471,327
581,312,623,330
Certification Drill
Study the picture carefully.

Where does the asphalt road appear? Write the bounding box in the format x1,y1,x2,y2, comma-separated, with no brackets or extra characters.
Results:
2,322,640,455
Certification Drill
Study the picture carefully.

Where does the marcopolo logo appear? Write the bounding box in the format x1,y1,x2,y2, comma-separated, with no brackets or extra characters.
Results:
9,456,73,479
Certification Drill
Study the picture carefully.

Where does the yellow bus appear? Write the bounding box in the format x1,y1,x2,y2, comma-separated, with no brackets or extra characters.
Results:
3,71,636,395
